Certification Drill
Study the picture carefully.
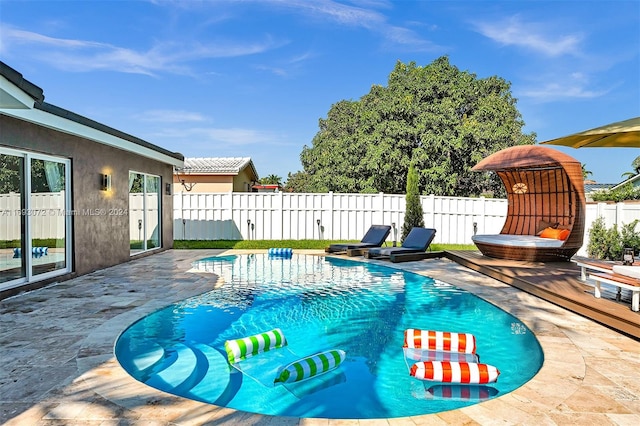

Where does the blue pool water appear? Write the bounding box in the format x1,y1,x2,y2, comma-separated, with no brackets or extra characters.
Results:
115,254,543,419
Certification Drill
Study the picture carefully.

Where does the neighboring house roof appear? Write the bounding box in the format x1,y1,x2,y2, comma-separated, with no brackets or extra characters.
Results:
180,157,258,180
585,183,615,193
0,61,183,166
611,173,640,191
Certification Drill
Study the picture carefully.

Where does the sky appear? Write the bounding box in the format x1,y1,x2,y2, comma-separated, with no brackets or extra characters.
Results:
1,0,639,185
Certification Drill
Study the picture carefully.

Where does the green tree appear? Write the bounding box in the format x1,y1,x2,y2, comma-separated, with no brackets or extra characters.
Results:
260,174,282,185
401,163,425,242
632,156,640,174
298,57,535,195
283,171,312,192
582,164,593,180
0,155,60,193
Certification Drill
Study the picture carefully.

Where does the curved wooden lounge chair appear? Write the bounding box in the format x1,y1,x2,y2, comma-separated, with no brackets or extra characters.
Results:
325,225,391,254
471,145,586,262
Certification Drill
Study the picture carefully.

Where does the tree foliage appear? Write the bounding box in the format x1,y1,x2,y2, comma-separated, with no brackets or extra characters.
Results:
633,156,640,174
260,174,282,185
587,217,640,260
591,183,640,202
295,57,535,195
402,163,425,241
0,154,64,194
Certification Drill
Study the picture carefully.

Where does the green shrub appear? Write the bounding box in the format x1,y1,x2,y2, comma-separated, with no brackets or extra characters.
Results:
587,216,639,260
402,163,425,242
621,220,640,252
591,182,640,202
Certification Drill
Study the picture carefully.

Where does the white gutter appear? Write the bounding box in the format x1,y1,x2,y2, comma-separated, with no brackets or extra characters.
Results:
1,107,183,168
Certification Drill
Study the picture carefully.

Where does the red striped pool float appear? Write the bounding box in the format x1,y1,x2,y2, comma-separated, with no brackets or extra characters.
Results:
409,361,500,384
404,329,477,354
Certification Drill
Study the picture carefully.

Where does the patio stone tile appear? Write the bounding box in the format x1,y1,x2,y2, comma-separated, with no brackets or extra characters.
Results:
2,250,640,425
548,412,618,425
606,413,640,426
580,366,618,387
556,385,634,414
299,418,329,426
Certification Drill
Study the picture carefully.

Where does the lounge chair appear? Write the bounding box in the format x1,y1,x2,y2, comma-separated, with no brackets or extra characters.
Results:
365,227,436,260
325,225,391,254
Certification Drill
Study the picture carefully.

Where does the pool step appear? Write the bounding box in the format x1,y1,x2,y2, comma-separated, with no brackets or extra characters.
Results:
130,342,165,372
145,343,198,390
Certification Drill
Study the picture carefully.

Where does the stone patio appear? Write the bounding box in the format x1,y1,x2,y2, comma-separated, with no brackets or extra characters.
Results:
1,249,639,425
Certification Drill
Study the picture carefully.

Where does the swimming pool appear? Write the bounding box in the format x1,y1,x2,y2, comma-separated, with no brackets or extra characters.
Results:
115,254,543,419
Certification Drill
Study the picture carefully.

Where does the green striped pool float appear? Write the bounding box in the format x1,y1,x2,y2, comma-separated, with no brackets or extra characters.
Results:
224,328,287,364
275,349,346,383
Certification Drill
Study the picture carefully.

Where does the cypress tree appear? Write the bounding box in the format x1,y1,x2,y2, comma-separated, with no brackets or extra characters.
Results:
402,163,425,242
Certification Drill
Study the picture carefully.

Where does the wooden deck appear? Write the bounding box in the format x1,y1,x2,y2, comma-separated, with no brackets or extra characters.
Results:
445,250,640,340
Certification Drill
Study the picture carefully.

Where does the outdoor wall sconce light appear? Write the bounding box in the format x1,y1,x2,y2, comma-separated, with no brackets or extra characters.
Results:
101,173,112,191
165,183,172,195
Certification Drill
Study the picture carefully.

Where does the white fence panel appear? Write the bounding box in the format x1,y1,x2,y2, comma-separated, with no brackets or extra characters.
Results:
3,191,638,255
173,192,510,244
0,192,66,240
0,193,22,241
579,202,640,256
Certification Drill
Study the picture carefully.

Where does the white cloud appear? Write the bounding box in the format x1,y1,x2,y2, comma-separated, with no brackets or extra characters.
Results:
136,110,208,123
0,24,283,76
474,16,582,57
518,72,610,102
248,0,441,51
152,126,279,146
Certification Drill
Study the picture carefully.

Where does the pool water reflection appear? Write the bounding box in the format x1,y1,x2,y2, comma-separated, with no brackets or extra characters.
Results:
115,254,543,419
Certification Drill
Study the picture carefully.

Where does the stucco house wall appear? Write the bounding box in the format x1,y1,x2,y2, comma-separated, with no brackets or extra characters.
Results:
0,61,183,298
2,115,175,275
173,157,259,193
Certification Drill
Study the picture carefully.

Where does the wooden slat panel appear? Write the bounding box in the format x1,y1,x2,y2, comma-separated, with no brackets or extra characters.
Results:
445,250,640,340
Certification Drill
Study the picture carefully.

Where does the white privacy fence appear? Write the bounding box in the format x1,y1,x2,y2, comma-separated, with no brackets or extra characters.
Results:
173,192,507,244
0,192,158,242
1,192,637,255
173,192,640,255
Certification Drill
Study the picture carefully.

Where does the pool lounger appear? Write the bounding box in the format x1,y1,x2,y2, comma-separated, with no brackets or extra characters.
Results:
224,328,346,385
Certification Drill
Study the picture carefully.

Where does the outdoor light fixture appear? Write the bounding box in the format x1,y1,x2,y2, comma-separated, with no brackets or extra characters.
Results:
623,248,635,265
101,173,112,191
165,183,172,195
391,222,397,246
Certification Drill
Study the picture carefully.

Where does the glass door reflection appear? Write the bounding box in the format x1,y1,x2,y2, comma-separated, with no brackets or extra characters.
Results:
30,158,67,276
0,153,26,284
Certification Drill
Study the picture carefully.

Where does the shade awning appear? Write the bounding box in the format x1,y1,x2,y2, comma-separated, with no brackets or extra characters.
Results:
540,117,640,148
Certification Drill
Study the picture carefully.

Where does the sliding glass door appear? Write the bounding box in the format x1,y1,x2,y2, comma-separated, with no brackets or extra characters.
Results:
30,157,68,276
1,148,71,290
0,152,25,284
129,171,161,255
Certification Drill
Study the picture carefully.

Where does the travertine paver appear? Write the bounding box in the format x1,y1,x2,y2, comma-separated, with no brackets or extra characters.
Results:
1,249,639,425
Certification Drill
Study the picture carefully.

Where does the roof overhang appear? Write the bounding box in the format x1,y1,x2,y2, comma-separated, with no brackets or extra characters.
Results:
0,63,183,168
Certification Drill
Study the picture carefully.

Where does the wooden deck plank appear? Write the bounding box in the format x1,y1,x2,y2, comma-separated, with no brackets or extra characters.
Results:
445,250,640,340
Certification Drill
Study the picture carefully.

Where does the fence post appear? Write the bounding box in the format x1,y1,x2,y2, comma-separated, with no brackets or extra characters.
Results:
616,202,623,227
429,194,436,227
479,196,486,235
